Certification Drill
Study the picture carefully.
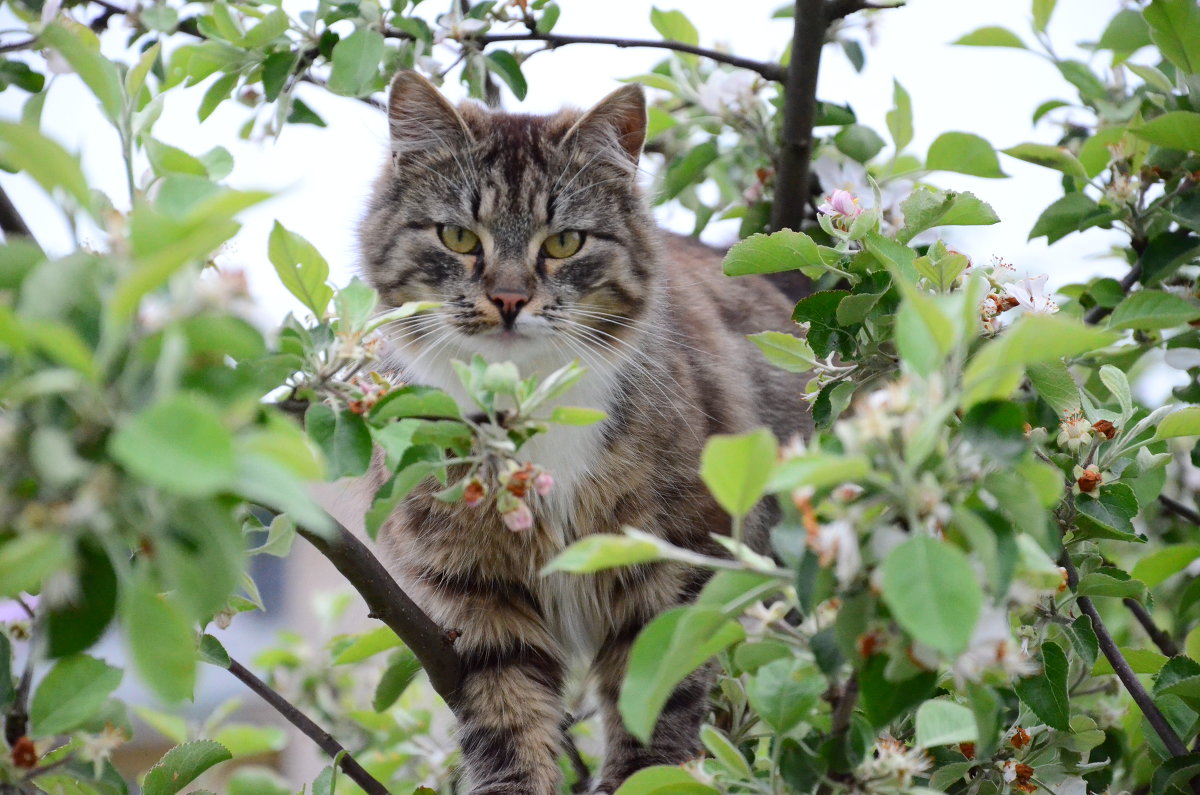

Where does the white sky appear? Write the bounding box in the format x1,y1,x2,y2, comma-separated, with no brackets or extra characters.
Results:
2,0,1130,319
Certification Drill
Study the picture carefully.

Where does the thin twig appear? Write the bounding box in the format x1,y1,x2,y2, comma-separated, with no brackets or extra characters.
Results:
296,521,463,711
1060,554,1194,766
1084,263,1141,324
1160,493,1200,526
826,0,905,18
389,29,787,82
5,636,35,747
1123,598,1179,657
225,656,389,795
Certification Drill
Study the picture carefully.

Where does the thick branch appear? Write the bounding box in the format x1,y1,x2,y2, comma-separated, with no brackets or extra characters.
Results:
1061,554,1193,765
0,184,43,255
225,656,389,795
296,521,463,711
771,0,825,235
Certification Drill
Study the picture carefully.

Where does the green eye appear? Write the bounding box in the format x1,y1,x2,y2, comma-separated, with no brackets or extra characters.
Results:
439,224,480,254
542,230,585,259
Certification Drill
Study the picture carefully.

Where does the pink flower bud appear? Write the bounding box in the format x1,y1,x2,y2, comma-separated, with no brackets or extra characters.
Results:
818,188,863,218
534,471,554,497
502,500,534,532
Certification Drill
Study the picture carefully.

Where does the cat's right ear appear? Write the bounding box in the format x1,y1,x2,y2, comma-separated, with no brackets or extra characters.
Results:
387,71,472,156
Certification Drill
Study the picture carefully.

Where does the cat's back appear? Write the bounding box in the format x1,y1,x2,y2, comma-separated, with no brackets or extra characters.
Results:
658,232,811,444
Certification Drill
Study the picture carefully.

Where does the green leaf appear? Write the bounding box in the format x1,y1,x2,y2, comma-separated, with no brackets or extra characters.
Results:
834,124,885,163
746,658,823,733
747,331,816,373
536,3,560,33
700,428,777,518
142,740,233,795
896,291,953,376
961,401,1027,462
914,699,978,747
1134,111,1200,152
124,578,197,703
649,7,699,45
792,290,855,358
1014,641,1071,731
41,24,123,123
1027,360,1081,415
542,534,663,574
1029,192,1115,243
859,654,938,728
0,122,91,208
374,648,422,711
1133,545,1200,588
261,50,296,102
881,536,982,656
700,726,751,778
952,26,1027,48
332,626,402,664
29,655,122,737
613,766,719,795
549,406,606,425
0,533,72,600
126,40,162,98
1144,0,1200,75
1057,60,1107,102
327,27,384,96
109,393,236,497
1157,406,1200,439
1001,143,1088,179
896,188,1000,244
1092,646,1167,676
485,51,527,100
371,384,461,421
661,140,718,201
619,606,744,744
926,132,1008,178
199,634,231,668
1077,570,1147,600
1097,9,1152,54
885,80,913,152
1074,483,1142,542
768,453,868,493
45,540,117,658
146,138,208,177
241,9,289,48
1033,0,1056,31
1064,615,1099,669
1111,290,1200,330
305,403,372,479
198,72,238,122
268,221,333,316
722,230,830,277
212,724,286,757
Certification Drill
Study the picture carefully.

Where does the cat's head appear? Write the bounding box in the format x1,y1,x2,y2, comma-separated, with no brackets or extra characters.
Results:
359,71,660,374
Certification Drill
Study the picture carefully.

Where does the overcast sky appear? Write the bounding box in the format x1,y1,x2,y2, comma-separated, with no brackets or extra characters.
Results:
2,0,1131,318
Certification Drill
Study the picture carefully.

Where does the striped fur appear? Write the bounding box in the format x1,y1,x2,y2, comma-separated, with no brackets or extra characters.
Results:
359,71,809,793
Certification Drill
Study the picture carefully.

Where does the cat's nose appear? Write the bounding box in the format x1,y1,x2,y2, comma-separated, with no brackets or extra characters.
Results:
489,291,529,327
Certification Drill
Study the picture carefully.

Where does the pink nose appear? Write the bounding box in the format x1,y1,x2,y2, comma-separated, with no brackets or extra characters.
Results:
489,291,528,327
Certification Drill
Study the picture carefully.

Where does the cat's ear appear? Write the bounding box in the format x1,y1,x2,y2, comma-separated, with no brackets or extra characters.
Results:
564,83,647,166
387,70,472,154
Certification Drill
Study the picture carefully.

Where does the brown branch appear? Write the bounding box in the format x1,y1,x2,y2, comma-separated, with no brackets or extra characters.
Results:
418,31,787,83
826,0,904,20
1160,493,1200,526
225,656,389,795
1123,598,1179,657
296,521,463,712
1060,553,1195,771
0,184,40,253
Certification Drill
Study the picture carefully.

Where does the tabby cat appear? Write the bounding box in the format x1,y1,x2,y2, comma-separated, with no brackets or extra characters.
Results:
357,71,808,794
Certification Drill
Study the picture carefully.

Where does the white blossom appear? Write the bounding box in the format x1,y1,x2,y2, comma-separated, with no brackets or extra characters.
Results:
807,519,862,587
1004,273,1059,315
697,69,760,117
952,606,1038,684
857,735,931,790
1056,412,1093,452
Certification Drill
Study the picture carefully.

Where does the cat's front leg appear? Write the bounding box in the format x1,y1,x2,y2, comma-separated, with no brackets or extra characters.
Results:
590,623,713,792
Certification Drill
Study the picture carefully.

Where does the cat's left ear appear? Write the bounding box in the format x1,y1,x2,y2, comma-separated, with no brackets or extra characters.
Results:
564,84,647,166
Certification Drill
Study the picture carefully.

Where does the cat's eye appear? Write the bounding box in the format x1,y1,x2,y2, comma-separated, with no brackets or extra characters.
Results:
541,230,585,259
439,224,481,254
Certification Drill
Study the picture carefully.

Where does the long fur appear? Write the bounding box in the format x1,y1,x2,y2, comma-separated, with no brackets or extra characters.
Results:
357,71,809,794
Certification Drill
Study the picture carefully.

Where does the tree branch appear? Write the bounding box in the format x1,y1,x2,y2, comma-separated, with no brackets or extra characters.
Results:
1160,493,1200,526
1083,263,1141,325
0,184,42,254
225,655,390,795
1123,597,1179,658
460,32,787,83
1060,553,1194,768
296,521,463,712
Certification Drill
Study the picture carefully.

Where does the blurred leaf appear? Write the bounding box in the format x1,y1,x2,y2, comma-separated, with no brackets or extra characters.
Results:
146,138,208,177
142,740,232,795
374,648,421,711
747,658,823,733
926,132,1008,178
649,7,699,46
331,626,402,664
700,428,777,518
212,724,286,757
199,634,231,668
619,606,744,744
543,533,664,574
549,406,606,425
834,124,885,163
768,453,868,493
41,23,123,122
881,536,982,656
1097,9,1152,54
1144,0,1200,75
885,79,913,152
1156,406,1200,439
748,331,816,373
1092,646,1167,676
1002,143,1087,179
30,654,122,737
661,140,718,201
1027,359,1081,415
124,577,197,703
45,540,116,658
1108,290,1200,330
0,121,91,208
241,9,289,48
952,26,1027,48
371,384,461,421
914,699,977,747
486,51,527,100
110,393,236,497
328,28,384,96
859,654,937,728
1133,111,1200,152
305,403,372,479
1033,0,1056,31
0,533,72,600
613,766,719,794
1134,545,1200,588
